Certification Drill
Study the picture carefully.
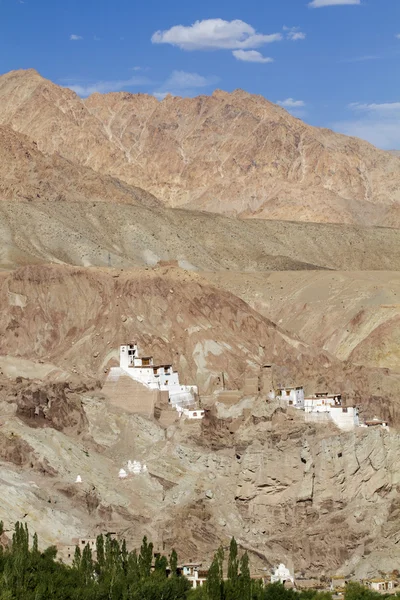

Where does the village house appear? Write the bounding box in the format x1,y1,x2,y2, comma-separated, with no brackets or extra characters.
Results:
177,563,207,589
366,579,395,593
330,575,348,591
57,537,97,563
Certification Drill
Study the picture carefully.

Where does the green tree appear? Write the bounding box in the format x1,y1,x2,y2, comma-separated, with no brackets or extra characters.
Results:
206,552,224,600
153,554,168,579
139,536,153,580
239,552,251,600
227,538,239,584
344,582,383,600
72,545,81,571
170,548,178,576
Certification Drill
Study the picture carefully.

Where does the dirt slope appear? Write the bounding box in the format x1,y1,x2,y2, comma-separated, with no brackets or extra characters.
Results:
2,200,400,271
204,271,400,373
1,69,400,225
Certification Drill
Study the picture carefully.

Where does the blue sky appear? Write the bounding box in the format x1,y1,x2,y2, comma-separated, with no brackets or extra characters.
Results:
1,0,400,148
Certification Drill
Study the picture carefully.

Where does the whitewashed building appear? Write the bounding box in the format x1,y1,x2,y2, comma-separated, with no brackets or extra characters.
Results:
276,387,305,409
119,344,198,409
271,564,294,585
304,393,359,431
367,579,395,592
180,564,207,589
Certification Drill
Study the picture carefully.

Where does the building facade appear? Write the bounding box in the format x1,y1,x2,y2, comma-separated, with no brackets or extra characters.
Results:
276,387,305,409
304,393,359,431
118,344,199,410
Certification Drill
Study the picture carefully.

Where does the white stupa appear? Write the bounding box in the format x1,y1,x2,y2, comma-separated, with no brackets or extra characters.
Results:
128,460,142,475
271,564,294,585
75,475,82,484
119,468,128,479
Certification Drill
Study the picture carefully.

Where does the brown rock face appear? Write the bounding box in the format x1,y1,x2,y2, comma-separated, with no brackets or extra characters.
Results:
13,380,89,433
1,69,400,225
0,124,159,207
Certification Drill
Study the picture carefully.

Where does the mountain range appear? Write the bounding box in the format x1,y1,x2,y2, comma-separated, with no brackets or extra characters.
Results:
1,68,400,226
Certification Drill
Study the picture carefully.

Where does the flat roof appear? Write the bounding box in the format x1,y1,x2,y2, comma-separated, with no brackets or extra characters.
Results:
128,364,175,370
306,394,341,399
277,386,303,390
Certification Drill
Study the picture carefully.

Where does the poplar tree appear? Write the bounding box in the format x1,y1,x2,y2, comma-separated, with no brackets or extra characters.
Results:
139,536,153,579
226,537,240,600
239,552,251,600
227,537,239,584
170,548,178,576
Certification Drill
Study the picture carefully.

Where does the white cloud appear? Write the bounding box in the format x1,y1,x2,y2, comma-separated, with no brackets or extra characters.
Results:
164,70,218,89
64,75,150,97
289,31,306,40
396,34,400,39
233,50,274,63
308,0,360,7
277,98,306,108
151,19,282,51
277,98,307,118
154,70,218,98
333,102,400,149
283,26,306,41
349,101,400,112
70,34,83,41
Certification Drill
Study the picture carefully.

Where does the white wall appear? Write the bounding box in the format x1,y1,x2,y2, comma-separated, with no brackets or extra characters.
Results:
277,388,304,408
330,407,359,431
119,345,198,410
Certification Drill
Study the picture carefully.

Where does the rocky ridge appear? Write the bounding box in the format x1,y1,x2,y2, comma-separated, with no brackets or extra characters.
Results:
1,69,400,225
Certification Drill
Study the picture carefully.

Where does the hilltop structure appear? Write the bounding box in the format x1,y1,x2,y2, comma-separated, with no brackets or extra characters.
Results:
103,343,203,420
303,393,359,431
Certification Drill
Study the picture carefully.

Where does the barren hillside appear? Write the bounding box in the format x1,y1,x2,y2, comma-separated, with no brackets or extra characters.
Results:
2,200,400,271
1,377,400,580
1,380,400,580
1,69,400,225
205,271,400,373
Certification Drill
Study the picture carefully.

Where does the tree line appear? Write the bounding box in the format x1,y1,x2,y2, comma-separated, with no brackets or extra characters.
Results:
0,522,395,600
